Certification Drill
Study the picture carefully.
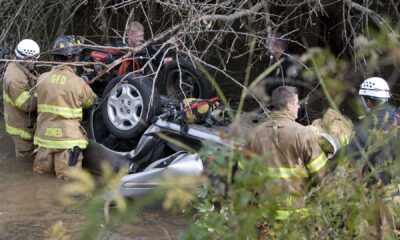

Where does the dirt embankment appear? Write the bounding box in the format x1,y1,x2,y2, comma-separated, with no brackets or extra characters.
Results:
0,119,186,240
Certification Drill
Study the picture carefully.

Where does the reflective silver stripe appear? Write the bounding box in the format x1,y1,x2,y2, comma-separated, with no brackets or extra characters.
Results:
5,124,33,140
33,136,88,149
266,167,308,178
306,152,328,173
38,104,82,118
15,91,31,108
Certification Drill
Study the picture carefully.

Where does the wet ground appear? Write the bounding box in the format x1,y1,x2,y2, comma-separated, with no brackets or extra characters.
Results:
0,119,187,240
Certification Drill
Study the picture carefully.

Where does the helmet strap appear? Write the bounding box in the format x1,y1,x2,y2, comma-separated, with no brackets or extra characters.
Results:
361,96,388,112
361,96,371,113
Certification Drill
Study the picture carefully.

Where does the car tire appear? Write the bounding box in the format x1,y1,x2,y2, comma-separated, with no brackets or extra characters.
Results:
101,75,161,140
159,59,214,99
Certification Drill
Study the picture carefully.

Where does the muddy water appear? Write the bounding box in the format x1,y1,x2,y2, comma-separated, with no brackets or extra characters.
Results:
0,120,187,239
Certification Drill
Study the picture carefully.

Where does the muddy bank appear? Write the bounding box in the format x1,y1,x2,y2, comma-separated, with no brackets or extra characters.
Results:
0,119,187,239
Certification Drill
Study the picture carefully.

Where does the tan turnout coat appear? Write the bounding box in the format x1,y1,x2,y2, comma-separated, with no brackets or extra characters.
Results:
34,65,96,149
3,62,37,140
245,111,329,220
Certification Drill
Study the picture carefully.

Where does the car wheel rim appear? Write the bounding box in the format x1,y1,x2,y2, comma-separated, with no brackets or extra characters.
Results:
166,69,201,99
107,82,143,131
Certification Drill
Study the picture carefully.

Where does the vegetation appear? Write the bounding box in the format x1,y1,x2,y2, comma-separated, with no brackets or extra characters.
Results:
2,0,400,104
2,0,400,239
183,132,400,239
42,27,400,239
182,28,400,239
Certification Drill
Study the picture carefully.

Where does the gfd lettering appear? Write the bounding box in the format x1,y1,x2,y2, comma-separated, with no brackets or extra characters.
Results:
50,75,66,84
45,128,63,137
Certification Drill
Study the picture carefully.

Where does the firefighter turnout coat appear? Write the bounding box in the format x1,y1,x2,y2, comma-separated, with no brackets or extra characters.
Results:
245,111,329,220
34,66,96,150
3,62,37,140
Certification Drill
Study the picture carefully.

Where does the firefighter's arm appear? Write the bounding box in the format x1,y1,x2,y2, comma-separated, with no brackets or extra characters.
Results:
303,130,329,182
81,83,97,109
9,77,37,113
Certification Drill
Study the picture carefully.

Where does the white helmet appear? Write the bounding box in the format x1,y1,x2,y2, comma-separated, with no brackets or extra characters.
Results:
359,77,391,99
15,39,40,59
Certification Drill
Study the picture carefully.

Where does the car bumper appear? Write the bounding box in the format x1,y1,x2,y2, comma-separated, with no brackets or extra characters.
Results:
119,151,204,198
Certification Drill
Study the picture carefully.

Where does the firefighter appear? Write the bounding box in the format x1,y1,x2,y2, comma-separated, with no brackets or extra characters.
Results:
3,39,40,158
33,36,96,180
345,77,399,238
348,77,398,184
245,86,329,221
311,108,353,152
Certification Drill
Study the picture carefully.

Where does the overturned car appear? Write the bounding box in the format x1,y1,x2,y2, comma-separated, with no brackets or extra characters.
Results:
79,44,341,198
78,45,228,198
81,75,230,198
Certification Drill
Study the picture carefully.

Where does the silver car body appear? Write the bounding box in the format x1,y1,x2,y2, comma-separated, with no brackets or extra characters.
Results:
83,108,338,198
83,106,226,197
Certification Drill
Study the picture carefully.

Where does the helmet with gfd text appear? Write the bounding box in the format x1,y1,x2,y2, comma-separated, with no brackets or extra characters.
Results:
15,39,40,59
49,35,82,59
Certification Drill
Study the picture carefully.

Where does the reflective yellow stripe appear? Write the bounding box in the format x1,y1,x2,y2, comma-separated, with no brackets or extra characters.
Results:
266,167,308,178
340,133,350,146
15,91,31,108
382,184,400,202
3,91,15,106
38,104,82,118
306,152,328,173
33,136,88,149
82,93,96,108
237,160,245,170
5,124,33,140
275,207,311,220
